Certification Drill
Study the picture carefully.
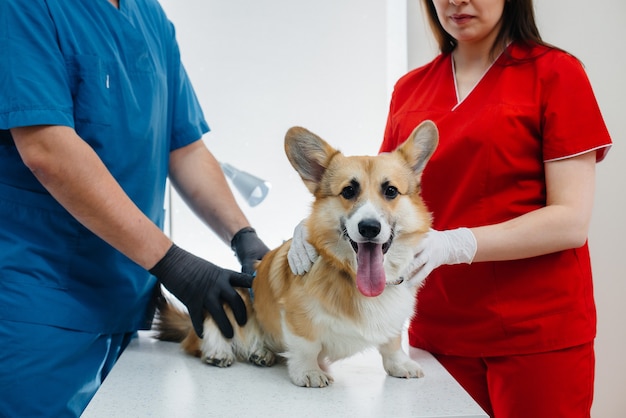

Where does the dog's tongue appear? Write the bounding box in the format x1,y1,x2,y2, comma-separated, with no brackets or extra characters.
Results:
356,242,386,297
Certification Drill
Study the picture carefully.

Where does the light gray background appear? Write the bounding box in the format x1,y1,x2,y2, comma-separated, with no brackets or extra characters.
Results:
160,1,626,416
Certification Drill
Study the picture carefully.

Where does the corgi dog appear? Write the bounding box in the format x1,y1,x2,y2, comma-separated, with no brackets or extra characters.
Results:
155,120,438,387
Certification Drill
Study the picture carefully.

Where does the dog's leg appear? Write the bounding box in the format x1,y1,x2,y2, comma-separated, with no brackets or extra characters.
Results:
200,319,237,367
378,335,424,378
283,333,333,388
233,315,276,367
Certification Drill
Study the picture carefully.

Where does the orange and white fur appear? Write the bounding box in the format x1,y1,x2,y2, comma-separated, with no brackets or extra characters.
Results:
156,120,439,387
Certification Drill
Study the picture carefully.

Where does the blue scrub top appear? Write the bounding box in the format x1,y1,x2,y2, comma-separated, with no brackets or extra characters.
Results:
0,0,209,333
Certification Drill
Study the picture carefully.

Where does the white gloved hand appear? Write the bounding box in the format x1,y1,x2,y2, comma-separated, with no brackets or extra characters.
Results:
287,219,319,275
404,228,477,287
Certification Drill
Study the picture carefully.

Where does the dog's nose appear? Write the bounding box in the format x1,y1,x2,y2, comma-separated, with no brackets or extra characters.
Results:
358,219,381,239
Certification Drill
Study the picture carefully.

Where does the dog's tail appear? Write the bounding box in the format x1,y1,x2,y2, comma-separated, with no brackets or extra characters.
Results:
153,290,193,343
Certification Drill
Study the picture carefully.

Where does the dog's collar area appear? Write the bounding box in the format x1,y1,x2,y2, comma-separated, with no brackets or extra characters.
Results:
386,277,404,286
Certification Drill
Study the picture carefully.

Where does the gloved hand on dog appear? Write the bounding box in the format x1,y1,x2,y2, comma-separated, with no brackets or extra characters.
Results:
287,219,318,275
150,244,253,339
287,220,477,286
403,228,477,286
231,227,270,275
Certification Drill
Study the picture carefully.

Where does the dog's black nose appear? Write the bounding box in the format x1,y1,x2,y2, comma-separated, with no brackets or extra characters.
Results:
358,219,381,239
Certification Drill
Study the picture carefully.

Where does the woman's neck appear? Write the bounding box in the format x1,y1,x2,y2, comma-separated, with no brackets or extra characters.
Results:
453,36,505,71
451,40,507,102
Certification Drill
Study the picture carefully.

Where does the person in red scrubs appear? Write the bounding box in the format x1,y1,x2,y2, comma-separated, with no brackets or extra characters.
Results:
289,0,612,416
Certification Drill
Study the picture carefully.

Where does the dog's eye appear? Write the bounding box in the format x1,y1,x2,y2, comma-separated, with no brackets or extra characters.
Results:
341,180,359,200
341,185,357,200
384,185,399,200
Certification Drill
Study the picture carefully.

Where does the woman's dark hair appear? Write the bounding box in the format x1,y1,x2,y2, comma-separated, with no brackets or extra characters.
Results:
422,0,546,58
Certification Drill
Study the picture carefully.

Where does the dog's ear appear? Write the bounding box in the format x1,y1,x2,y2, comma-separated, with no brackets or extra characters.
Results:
284,127,339,193
395,120,439,176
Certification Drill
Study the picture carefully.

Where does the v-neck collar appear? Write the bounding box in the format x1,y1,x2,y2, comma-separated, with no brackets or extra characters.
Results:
450,46,508,111
105,0,126,15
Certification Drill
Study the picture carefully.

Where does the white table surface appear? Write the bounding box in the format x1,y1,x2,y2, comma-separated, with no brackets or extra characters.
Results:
83,331,487,418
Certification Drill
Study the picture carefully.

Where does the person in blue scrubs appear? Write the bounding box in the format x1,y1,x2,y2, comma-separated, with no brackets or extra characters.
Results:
0,0,270,416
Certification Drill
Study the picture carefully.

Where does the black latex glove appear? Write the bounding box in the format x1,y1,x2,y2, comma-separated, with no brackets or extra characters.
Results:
231,227,270,275
150,244,253,339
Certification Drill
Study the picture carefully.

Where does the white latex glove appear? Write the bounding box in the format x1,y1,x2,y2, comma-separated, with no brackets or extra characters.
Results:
404,228,477,287
287,219,319,275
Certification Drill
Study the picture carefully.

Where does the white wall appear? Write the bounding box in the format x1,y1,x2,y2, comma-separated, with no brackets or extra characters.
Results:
161,0,401,263
161,1,626,416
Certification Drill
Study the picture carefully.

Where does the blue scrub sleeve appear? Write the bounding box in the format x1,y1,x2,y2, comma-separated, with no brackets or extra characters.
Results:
168,42,210,151
0,0,75,129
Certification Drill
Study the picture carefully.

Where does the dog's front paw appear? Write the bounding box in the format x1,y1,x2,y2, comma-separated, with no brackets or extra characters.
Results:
384,356,424,379
292,369,334,388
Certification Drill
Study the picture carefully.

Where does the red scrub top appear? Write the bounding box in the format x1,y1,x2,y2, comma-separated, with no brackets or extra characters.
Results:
381,42,612,357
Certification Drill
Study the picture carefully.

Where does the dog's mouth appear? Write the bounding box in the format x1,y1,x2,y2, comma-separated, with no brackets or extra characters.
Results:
344,231,394,298
348,235,393,255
